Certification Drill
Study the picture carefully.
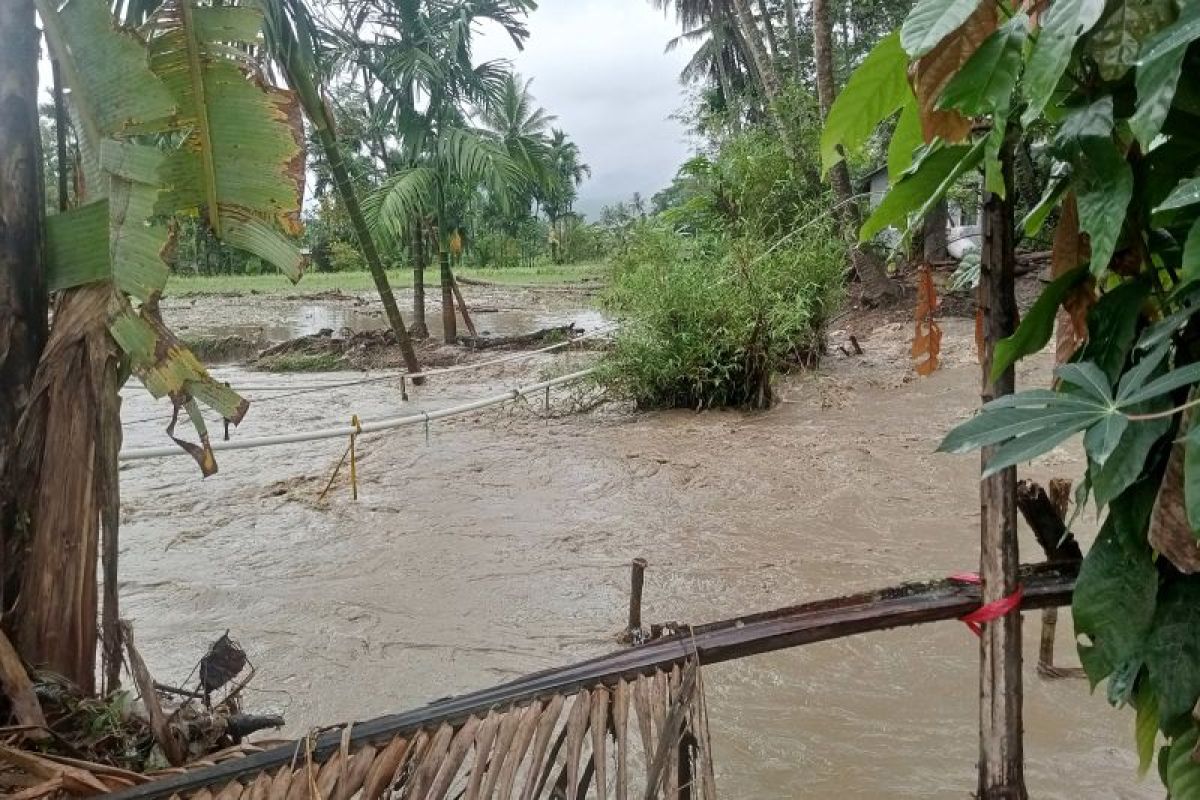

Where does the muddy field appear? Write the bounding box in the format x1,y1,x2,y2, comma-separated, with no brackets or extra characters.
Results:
117,285,1152,799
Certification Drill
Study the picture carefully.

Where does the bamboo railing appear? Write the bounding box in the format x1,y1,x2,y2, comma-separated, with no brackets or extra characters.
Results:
99,562,1077,800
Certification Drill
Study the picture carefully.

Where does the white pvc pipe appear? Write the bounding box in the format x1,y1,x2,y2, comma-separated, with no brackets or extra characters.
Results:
119,368,597,462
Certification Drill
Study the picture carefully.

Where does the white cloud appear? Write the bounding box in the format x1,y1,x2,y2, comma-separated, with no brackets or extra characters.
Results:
476,0,693,219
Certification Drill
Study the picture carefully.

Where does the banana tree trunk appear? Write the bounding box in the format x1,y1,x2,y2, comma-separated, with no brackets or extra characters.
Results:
0,0,49,626
812,0,896,303
10,284,122,694
410,225,428,339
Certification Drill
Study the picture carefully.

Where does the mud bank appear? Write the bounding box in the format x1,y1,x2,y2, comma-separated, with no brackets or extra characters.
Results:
116,311,1150,799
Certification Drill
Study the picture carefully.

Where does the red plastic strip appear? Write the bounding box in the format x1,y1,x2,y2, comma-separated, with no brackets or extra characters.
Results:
948,572,1024,637
959,585,1025,637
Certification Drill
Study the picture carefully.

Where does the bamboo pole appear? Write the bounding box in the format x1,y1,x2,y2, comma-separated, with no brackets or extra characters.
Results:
977,135,1026,799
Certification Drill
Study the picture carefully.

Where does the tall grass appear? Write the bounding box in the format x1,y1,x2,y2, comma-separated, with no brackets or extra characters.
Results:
597,221,845,409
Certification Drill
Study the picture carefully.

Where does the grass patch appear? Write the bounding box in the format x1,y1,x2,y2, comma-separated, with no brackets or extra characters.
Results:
255,352,346,372
170,261,609,297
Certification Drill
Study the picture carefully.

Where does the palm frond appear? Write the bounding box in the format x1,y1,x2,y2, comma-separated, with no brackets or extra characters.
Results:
363,166,438,246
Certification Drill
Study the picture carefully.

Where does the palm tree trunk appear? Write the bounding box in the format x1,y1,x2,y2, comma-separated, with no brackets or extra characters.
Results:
756,0,782,62
439,239,457,344
812,0,896,303
783,0,805,82
0,0,49,622
410,225,428,338
315,124,424,376
730,0,781,100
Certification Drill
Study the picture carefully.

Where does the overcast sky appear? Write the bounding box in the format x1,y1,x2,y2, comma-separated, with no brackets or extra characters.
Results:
475,1,694,219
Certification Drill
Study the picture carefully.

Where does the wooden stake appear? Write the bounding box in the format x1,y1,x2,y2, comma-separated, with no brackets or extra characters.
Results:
628,558,647,634
977,135,1026,800
449,274,478,339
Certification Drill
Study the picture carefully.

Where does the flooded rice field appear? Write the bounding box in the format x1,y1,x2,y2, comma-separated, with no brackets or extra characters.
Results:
118,287,1152,798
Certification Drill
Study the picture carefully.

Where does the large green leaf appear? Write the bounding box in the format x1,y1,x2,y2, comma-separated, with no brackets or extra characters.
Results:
1165,726,1200,799
1184,218,1200,283
1090,0,1176,81
1021,0,1106,126
1145,579,1200,721
1158,177,1200,211
887,97,924,179
36,0,175,146
938,14,1028,117
1134,682,1160,777
901,0,984,57
821,31,912,175
1079,279,1151,383
144,0,305,280
1076,137,1134,276
991,266,1087,379
1130,37,1189,149
1139,0,1200,62
860,141,982,241
1091,408,1171,508
1073,513,1158,687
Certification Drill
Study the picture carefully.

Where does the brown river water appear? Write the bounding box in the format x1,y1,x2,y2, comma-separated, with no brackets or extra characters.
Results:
116,293,1154,798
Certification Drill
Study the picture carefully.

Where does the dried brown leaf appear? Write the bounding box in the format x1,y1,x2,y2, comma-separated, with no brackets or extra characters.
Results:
908,2,998,143
913,266,943,375
1150,434,1200,573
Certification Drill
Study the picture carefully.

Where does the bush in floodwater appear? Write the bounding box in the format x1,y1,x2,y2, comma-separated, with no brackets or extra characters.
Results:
598,219,845,409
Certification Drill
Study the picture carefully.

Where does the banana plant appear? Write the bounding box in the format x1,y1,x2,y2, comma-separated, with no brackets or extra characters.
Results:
39,0,306,469
11,0,306,696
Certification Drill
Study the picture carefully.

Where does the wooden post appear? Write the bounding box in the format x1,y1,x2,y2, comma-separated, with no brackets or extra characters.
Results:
449,273,478,338
977,135,1026,799
628,558,647,634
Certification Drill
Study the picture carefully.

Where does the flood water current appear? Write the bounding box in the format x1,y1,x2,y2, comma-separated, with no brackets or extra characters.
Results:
117,295,1154,798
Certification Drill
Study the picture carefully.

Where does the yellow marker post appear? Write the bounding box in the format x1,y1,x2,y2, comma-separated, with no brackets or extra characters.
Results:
349,414,361,501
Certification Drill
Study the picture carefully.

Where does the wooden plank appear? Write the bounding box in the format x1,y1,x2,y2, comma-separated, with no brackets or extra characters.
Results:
107,563,1077,800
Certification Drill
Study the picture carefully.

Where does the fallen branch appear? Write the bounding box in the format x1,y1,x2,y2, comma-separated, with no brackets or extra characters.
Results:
121,622,185,767
0,631,47,739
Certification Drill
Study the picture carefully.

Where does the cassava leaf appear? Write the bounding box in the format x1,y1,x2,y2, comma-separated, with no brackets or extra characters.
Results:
901,0,985,57
1120,362,1200,406
982,421,1093,477
1057,361,1115,404
1085,413,1131,467
1145,579,1200,721
1021,0,1106,126
821,31,912,175
938,14,1028,117
940,405,1107,452
1092,407,1172,508
991,266,1087,379
1116,340,1172,404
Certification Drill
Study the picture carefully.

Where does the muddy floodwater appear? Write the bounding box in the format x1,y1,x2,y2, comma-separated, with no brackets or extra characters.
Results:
118,289,1153,799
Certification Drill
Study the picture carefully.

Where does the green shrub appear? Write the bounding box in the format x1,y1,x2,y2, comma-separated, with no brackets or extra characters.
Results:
328,240,366,272
598,219,845,409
